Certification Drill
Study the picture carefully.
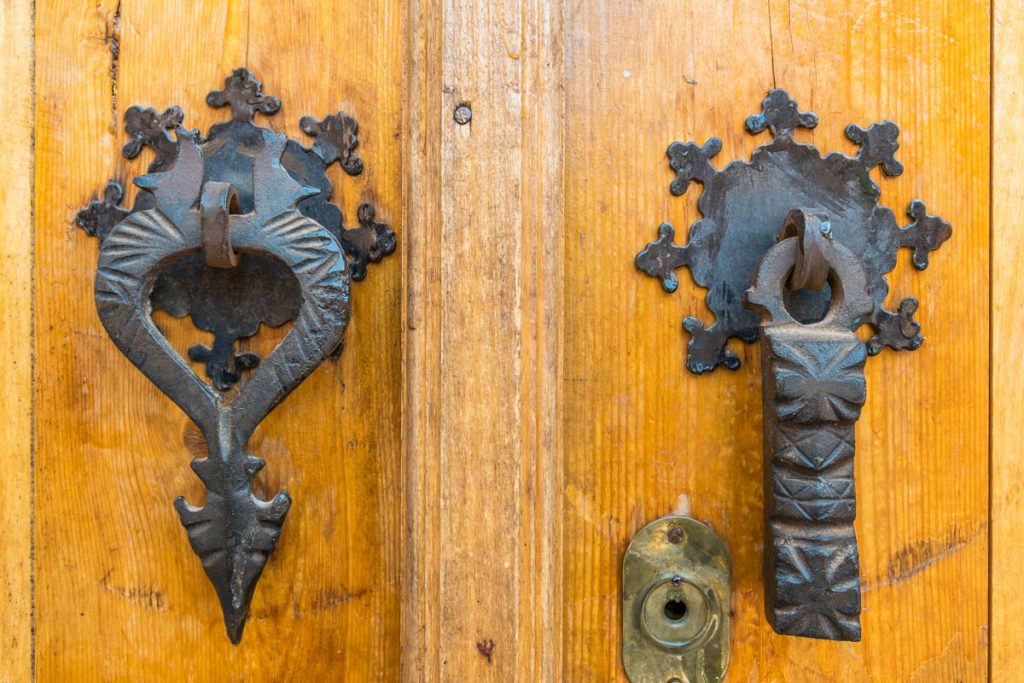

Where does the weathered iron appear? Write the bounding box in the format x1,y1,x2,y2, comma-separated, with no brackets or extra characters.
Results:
633,91,951,641
748,216,874,641
75,68,395,643
635,89,951,373
78,68,396,389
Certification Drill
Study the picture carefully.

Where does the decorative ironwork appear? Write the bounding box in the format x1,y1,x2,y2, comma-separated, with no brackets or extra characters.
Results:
636,89,951,374
749,218,873,641
75,68,395,643
634,91,952,641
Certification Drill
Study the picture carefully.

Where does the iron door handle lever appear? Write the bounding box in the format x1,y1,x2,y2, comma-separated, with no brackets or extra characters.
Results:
635,89,952,641
748,212,873,640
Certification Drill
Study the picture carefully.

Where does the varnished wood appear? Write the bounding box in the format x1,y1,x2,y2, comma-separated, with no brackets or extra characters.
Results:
17,0,1002,679
33,0,403,679
402,0,564,679
402,0,444,678
561,0,989,680
0,0,34,680
991,0,1023,677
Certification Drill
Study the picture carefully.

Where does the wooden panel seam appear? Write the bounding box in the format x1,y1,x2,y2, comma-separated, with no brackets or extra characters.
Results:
402,0,444,678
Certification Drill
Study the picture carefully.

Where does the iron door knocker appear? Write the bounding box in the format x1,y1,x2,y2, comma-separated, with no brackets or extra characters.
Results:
76,68,396,643
635,90,951,641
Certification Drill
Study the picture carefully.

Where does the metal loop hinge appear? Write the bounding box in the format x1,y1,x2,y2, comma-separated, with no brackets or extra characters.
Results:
200,181,240,268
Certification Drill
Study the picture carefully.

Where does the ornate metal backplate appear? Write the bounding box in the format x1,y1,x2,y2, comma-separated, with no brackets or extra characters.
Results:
636,89,951,373
634,91,952,641
75,68,395,643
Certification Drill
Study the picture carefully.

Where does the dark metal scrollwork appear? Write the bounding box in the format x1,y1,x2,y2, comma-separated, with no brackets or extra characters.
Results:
635,90,951,641
76,68,395,643
636,89,951,374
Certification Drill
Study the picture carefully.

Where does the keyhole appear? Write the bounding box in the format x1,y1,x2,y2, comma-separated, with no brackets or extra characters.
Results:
663,599,688,622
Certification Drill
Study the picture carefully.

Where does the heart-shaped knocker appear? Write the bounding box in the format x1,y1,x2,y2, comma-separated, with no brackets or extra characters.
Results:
76,69,395,643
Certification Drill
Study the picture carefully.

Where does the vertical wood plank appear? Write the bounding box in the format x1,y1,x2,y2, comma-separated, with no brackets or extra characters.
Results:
402,0,444,677
562,0,989,680
0,0,34,679
242,1,406,678
35,2,153,679
991,0,1022,677
34,0,404,679
404,0,564,679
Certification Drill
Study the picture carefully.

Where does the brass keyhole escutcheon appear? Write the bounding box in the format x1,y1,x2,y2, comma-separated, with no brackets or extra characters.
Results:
623,515,731,683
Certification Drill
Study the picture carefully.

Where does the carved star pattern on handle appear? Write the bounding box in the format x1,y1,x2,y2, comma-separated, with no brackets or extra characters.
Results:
771,338,868,423
772,465,855,522
770,534,862,641
773,422,855,473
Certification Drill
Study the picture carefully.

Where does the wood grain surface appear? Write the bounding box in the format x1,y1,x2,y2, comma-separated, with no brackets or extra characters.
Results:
991,0,1023,679
403,0,565,679
561,0,989,680
1,0,1010,680
32,0,403,679
0,0,35,680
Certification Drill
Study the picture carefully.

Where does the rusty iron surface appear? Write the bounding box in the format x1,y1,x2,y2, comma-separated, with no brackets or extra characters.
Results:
748,226,874,641
635,89,952,374
77,67,396,390
75,69,395,643
633,91,953,641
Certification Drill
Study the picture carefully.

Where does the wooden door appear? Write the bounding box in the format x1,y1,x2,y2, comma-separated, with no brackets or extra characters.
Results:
11,1,405,679
0,0,1017,681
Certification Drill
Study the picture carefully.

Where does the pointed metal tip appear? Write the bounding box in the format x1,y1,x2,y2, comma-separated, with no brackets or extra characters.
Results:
224,608,249,645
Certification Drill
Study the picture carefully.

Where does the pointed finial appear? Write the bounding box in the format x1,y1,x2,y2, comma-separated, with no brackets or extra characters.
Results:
252,130,321,216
